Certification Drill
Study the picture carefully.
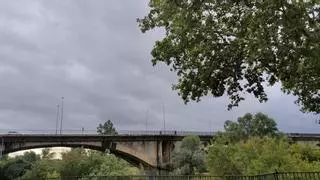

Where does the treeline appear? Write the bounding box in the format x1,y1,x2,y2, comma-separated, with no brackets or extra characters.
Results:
0,148,140,180
171,113,320,175
1,113,320,178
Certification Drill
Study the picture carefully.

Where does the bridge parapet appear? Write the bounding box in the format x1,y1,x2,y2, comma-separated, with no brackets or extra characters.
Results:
0,129,217,136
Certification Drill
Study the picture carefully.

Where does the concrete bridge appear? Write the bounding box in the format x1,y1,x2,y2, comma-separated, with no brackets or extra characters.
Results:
0,131,213,174
0,131,319,174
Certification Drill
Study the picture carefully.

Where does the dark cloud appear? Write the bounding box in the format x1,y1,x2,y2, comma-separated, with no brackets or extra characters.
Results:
0,0,317,134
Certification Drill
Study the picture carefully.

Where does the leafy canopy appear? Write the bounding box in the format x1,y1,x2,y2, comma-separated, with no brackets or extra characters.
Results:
138,0,320,113
21,148,141,179
171,136,206,175
224,112,279,142
206,136,320,176
0,151,40,180
97,120,118,135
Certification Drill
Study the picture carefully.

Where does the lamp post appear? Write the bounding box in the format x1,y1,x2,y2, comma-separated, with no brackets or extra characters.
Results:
60,97,64,135
162,103,166,133
145,109,149,133
55,103,60,135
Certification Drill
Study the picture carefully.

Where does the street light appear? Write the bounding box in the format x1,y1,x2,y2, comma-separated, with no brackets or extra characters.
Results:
55,103,60,135
60,97,64,135
162,103,166,132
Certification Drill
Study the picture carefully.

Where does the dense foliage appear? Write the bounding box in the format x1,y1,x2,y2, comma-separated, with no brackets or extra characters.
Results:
207,136,320,176
97,120,118,135
138,0,320,113
0,148,140,180
206,112,320,175
171,136,206,175
0,151,40,180
218,112,280,143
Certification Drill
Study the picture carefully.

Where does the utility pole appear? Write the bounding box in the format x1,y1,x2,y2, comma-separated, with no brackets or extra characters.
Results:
60,97,64,135
55,103,60,135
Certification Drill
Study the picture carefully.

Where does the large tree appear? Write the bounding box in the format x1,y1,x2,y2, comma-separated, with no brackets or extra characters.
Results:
222,112,279,142
171,136,206,175
97,120,118,135
138,0,320,113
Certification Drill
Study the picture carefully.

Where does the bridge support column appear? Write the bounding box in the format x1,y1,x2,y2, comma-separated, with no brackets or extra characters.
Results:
0,137,4,158
155,140,176,175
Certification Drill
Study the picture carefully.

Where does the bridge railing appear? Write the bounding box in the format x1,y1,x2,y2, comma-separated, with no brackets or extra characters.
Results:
0,129,216,136
118,130,216,136
0,129,319,138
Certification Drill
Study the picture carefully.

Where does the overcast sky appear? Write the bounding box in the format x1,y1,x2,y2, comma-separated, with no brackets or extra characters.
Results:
0,0,319,134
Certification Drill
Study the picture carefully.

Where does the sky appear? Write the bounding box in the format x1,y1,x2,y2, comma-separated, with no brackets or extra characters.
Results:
0,0,319,134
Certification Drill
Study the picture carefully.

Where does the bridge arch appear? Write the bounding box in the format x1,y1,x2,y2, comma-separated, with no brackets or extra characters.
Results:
0,134,202,173
2,143,155,170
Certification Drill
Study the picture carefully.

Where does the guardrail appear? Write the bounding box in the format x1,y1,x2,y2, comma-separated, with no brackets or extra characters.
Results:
0,129,216,136
0,129,319,138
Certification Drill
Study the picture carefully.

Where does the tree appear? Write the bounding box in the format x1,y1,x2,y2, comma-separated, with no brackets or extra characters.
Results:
41,148,55,159
59,148,90,179
88,153,140,176
171,136,206,175
138,0,320,113
206,136,320,176
23,148,59,180
97,120,118,135
0,151,40,180
221,112,279,143
1,148,141,179
22,159,60,180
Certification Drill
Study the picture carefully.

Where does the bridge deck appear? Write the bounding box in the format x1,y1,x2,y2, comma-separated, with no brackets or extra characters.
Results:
0,132,320,142
0,134,214,142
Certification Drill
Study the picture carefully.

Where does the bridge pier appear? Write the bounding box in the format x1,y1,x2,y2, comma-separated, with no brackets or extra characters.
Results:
0,137,4,158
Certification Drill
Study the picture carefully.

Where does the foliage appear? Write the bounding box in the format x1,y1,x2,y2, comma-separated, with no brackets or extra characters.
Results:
88,153,140,176
22,159,61,180
206,136,320,176
59,148,91,179
22,148,59,180
0,151,40,180
171,136,206,175
41,148,55,159
138,0,320,113
219,112,279,143
0,148,140,179
97,119,118,135
59,149,140,178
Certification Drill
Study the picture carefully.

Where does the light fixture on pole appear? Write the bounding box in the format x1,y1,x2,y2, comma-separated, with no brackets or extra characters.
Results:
145,109,149,132
60,97,64,135
55,103,60,135
162,103,166,132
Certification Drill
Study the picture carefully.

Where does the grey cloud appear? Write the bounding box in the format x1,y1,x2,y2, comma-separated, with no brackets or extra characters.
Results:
0,0,316,134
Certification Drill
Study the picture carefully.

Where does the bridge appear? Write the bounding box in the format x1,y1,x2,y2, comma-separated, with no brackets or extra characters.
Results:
0,130,214,174
0,130,319,174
